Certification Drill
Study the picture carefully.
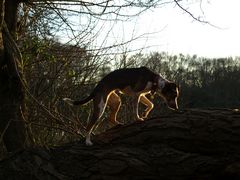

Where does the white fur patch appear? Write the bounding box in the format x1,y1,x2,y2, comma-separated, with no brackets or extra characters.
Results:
158,76,166,90
98,97,105,114
145,81,153,89
85,133,93,146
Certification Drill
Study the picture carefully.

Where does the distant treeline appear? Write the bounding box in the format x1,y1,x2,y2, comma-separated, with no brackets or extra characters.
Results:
130,52,240,109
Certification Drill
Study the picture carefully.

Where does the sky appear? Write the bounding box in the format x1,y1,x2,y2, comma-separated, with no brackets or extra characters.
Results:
105,0,240,58
62,0,240,58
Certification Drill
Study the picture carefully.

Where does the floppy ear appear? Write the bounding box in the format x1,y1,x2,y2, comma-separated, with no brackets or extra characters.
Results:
170,82,177,92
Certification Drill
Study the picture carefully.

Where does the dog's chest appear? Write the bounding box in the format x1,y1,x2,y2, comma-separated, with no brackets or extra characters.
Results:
120,81,153,96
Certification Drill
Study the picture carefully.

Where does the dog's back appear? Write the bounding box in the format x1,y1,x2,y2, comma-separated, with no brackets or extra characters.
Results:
93,67,158,94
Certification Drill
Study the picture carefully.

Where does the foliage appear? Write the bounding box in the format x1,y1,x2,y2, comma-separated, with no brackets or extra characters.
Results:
0,0,219,156
18,36,240,148
18,34,110,146
14,8,240,145
120,52,240,109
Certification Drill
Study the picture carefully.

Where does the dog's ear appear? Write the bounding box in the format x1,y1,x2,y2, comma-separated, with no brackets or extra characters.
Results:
169,82,176,89
161,81,172,93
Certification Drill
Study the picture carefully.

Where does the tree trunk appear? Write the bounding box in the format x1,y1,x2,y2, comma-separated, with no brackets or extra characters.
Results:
0,0,26,152
0,109,240,180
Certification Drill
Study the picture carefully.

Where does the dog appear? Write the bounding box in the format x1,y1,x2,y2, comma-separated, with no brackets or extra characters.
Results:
63,66,179,146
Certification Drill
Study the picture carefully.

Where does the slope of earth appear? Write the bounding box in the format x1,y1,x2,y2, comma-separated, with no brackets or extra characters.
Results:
0,108,240,180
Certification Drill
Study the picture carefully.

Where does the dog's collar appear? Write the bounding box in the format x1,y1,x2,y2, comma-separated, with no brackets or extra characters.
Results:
151,75,163,95
158,78,165,90
151,75,166,96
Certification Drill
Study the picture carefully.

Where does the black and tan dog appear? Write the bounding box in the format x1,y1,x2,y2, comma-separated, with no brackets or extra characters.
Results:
63,67,179,146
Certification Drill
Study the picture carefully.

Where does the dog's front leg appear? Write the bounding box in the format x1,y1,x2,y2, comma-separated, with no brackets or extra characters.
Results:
139,95,154,119
132,95,144,122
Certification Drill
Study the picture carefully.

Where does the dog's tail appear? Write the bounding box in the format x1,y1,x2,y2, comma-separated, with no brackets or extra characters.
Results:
63,94,93,106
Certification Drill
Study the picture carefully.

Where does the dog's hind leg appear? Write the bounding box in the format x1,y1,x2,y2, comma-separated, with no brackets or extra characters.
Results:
139,95,154,119
107,92,122,125
85,93,108,146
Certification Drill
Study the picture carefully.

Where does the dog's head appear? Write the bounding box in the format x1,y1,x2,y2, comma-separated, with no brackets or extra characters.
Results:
159,81,179,110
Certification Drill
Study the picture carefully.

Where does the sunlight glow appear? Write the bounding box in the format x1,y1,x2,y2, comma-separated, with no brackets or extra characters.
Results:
135,0,240,57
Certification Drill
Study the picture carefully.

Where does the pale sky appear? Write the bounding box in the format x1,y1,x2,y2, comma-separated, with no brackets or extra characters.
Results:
97,0,240,58
63,0,240,58
127,0,240,58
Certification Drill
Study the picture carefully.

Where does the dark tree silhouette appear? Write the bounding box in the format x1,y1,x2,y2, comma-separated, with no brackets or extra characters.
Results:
0,0,27,152
0,0,206,152
0,108,240,179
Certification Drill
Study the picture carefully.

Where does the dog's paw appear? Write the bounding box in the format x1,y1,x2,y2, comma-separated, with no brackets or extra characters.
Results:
86,139,93,146
109,119,124,126
114,121,124,126
141,112,149,119
136,117,144,122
